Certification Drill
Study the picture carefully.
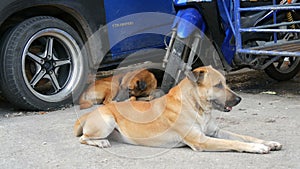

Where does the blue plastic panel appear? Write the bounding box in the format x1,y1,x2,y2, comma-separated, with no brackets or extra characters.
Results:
173,0,212,6
104,0,175,58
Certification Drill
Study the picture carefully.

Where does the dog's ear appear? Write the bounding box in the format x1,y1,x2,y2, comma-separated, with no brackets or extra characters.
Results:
137,80,147,90
186,70,197,83
190,69,206,84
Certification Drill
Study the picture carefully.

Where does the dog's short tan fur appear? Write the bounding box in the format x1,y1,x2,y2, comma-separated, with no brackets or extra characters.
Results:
74,66,282,153
79,69,157,109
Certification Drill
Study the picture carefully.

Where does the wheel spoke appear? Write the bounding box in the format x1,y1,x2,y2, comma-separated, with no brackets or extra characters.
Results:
45,37,54,59
276,61,283,69
27,52,44,64
49,71,61,92
54,59,71,67
30,69,46,87
289,57,295,66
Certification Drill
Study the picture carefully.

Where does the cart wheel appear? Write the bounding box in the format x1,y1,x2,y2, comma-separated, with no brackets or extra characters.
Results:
265,56,300,81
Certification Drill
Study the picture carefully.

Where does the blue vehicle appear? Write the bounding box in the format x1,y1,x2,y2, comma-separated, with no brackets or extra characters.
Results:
0,0,176,110
161,0,300,92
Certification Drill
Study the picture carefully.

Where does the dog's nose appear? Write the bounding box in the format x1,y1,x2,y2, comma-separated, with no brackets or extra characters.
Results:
235,96,242,105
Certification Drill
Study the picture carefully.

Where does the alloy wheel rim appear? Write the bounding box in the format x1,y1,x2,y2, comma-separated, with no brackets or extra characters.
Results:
22,28,83,102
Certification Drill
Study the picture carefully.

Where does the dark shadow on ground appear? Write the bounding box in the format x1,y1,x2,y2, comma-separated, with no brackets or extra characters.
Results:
226,69,300,96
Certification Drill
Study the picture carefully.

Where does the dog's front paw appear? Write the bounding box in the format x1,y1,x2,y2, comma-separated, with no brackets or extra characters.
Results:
249,143,270,154
263,141,282,151
129,96,137,101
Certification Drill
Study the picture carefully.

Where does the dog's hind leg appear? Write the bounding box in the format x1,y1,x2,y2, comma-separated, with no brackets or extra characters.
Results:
103,88,118,104
79,111,116,148
80,136,111,148
80,127,114,148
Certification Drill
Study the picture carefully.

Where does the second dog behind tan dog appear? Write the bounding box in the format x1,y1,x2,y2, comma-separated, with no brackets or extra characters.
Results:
79,69,157,109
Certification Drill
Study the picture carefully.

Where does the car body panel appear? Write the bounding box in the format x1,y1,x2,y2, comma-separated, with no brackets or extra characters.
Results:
0,0,175,66
103,0,175,58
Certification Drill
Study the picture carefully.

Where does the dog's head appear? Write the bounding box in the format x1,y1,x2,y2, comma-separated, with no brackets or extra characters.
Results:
115,69,157,101
188,66,241,112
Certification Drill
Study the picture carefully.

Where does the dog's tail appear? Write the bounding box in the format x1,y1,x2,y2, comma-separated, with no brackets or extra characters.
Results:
73,112,90,137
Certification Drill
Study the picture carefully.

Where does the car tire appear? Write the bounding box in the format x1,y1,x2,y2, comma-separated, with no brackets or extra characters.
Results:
0,16,89,110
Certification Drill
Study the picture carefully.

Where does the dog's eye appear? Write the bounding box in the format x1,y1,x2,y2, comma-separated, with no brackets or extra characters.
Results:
214,82,223,89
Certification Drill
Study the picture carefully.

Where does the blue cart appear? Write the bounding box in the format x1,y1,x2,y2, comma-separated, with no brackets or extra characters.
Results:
233,0,300,57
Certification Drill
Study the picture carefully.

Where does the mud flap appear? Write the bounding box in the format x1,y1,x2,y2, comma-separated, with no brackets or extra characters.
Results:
161,51,184,93
174,8,205,39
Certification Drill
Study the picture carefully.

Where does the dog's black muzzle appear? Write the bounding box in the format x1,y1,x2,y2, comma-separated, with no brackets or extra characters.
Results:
224,95,241,112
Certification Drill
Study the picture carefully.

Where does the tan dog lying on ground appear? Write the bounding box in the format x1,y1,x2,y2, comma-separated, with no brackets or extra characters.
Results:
74,66,282,153
79,69,157,109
